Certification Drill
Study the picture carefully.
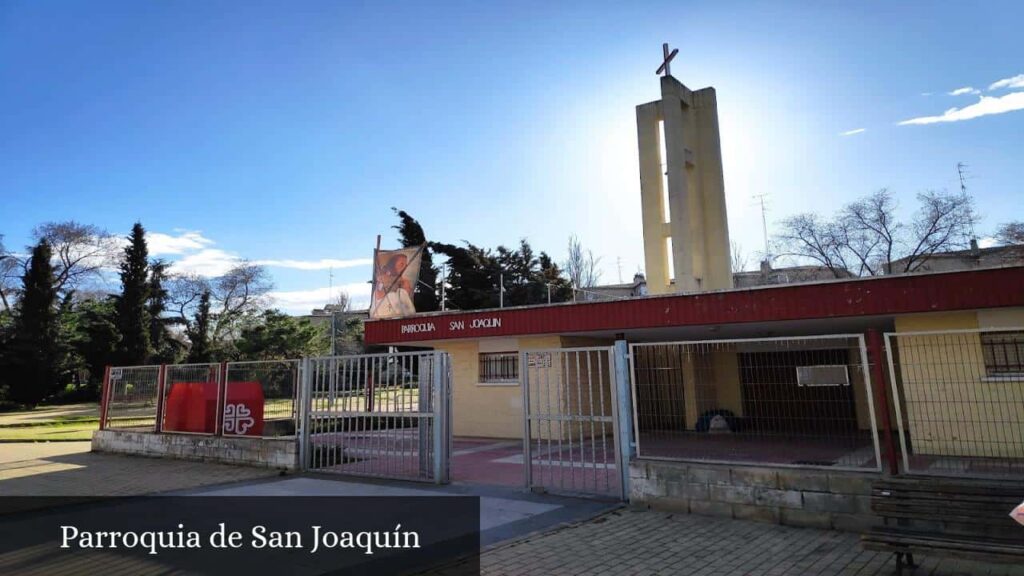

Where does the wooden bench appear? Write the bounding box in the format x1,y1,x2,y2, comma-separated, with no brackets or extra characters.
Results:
861,477,1024,574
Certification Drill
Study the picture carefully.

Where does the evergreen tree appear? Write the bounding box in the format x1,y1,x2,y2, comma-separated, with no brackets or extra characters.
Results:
7,240,61,406
55,291,83,386
430,239,574,310
536,252,573,303
115,222,151,364
392,209,439,312
70,297,120,397
186,290,212,362
430,242,498,310
147,260,179,362
235,309,328,360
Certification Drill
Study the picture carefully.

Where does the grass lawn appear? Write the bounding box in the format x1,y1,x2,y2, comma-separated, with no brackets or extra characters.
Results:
0,421,97,441
0,403,100,441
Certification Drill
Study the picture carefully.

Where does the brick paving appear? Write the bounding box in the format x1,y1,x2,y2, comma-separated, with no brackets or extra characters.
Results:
0,441,277,496
474,507,1024,576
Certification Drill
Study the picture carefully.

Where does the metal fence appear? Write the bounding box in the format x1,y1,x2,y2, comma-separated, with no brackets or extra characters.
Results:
522,347,623,499
300,351,450,483
161,363,222,435
224,360,300,438
629,335,881,471
886,328,1024,479
102,365,162,430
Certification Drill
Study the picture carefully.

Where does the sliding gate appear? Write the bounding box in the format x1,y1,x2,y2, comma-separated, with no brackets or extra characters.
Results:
300,351,451,483
522,347,625,499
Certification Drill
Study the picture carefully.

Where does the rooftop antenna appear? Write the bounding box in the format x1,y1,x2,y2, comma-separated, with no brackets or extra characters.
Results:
440,262,447,311
617,257,623,283
752,193,771,260
328,266,336,355
957,162,977,239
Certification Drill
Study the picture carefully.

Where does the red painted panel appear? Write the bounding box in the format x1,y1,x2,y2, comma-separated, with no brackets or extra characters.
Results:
365,267,1024,344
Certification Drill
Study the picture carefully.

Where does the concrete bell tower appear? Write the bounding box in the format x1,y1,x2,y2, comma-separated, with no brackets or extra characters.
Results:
637,44,732,294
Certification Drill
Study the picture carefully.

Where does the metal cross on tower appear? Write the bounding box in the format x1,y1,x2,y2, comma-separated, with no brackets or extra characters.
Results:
656,42,679,76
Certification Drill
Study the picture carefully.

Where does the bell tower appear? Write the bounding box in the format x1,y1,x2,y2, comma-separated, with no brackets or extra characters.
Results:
637,43,732,294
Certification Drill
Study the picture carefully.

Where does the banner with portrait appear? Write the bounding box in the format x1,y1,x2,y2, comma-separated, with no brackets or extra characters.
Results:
369,245,424,319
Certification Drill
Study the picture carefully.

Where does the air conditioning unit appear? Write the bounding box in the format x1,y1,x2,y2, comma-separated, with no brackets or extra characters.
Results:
796,365,849,387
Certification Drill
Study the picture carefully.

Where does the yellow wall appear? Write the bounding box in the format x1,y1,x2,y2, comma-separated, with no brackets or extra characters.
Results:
433,336,556,439
710,350,744,418
893,309,1024,459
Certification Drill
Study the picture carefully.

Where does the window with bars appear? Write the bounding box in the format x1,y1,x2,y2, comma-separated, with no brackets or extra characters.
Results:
479,352,518,384
980,331,1024,376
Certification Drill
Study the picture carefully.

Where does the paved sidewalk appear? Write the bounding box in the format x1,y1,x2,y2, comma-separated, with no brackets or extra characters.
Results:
475,508,1024,576
0,442,277,496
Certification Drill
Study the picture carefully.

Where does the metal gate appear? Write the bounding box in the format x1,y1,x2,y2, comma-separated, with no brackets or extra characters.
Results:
885,328,1024,479
521,347,624,499
300,351,451,483
628,335,882,472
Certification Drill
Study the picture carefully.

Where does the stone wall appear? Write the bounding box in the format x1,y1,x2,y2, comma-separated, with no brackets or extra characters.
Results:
92,430,298,471
630,459,880,532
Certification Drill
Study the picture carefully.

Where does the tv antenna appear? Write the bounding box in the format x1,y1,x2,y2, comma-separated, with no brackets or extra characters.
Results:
752,193,771,260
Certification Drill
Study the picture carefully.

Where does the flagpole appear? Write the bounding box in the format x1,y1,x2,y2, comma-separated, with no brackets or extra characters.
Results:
369,234,381,317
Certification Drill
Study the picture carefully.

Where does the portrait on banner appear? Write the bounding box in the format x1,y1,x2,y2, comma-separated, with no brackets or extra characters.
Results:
369,246,423,319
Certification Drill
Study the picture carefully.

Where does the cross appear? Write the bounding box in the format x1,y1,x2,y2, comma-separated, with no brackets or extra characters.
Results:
656,42,678,77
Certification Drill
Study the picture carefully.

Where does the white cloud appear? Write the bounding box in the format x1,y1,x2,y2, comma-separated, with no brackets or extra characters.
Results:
147,231,214,256
167,248,240,277
898,91,1024,125
839,128,865,136
143,230,372,277
948,86,980,96
269,282,372,314
989,74,1024,91
254,258,372,271
920,92,933,96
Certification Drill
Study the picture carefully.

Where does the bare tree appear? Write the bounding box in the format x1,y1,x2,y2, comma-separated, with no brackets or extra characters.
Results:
0,235,18,312
564,235,603,288
730,240,749,273
332,289,352,311
995,221,1024,245
167,262,273,346
32,221,119,295
896,190,978,273
775,213,852,277
167,272,210,328
776,189,977,276
210,262,273,340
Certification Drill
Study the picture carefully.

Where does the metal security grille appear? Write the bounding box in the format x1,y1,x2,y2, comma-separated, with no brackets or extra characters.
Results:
479,352,518,383
979,331,1024,375
521,347,624,499
886,328,1024,479
224,360,300,438
103,365,162,430
300,351,450,483
629,336,881,471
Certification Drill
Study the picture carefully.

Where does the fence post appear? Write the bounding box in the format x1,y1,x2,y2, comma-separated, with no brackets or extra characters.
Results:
98,365,112,430
613,341,634,500
520,350,532,491
153,364,166,433
867,329,899,475
215,361,228,436
431,352,446,484
299,358,312,471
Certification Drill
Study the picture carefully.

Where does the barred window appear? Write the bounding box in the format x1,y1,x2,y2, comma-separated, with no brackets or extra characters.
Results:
981,331,1024,376
479,352,518,384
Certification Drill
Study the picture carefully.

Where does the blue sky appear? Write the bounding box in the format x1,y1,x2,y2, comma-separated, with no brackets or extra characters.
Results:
2,1,1022,313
